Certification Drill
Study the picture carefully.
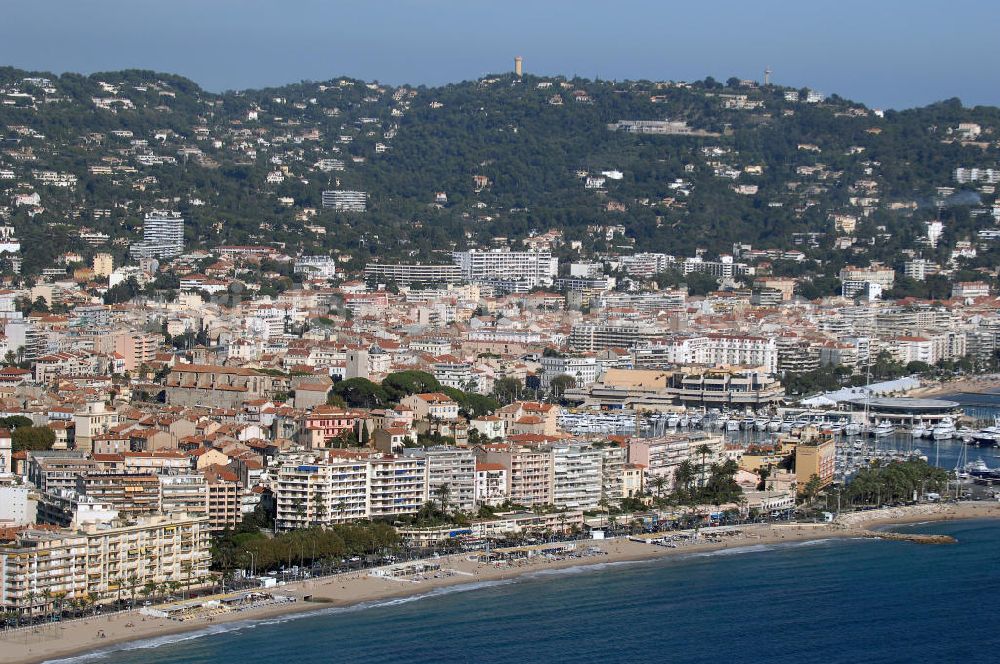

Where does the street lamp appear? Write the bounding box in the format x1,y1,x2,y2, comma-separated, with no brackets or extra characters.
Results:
245,550,257,581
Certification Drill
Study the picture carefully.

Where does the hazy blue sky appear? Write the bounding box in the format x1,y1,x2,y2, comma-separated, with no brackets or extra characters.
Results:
1,0,996,109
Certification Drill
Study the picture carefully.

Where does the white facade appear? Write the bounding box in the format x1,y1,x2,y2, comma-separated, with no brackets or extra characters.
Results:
548,443,603,510
540,355,600,389
705,335,778,373
321,190,367,212
367,456,428,518
405,446,476,513
275,459,369,530
0,486,32,526
452,249,558,289
294,256,338,280
130,210,184,259
474,464,509,506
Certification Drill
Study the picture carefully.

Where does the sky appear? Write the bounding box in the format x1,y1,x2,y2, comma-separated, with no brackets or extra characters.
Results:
1,0,997,110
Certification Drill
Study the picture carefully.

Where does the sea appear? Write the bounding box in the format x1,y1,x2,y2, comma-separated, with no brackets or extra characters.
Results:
49,519,1000,664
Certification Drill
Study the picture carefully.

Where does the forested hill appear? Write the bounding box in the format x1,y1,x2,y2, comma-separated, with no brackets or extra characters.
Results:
1,66,1000,275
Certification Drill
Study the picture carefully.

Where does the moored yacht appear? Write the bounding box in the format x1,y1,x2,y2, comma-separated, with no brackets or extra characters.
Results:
932,417,956,440
872,420,895,437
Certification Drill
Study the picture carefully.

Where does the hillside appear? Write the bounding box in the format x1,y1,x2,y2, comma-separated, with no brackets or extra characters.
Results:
1,66,1000,278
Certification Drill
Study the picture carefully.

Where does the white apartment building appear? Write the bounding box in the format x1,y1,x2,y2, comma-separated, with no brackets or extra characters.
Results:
294,256,338,280
548,443,603,510
400,393,460,421
633,336,711,367
404,446,476,513
539,355,601,389
321,190,367,212
159,474,209,519
600,445,627,501
363,262,462,285
954,167,1000,184
367,456,428,518
839,265,895,298
888,332,966,366
903,258,936,282
274,458,369,530
620,252,671,278
568,323,664,351
73,401,120,452
474,462,509,506
591,291,686,313
705,334,778,373
0,513,211,615
953,281,990,300
0,485,32,526
451,249,558,289
926,220,944,248
431,361,475,391
130,210,184,259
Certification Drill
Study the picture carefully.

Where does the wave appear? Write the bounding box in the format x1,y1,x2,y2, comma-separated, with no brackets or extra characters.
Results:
41,579,516,664
784,538,833,547
687,544,775,558
523,558,648,578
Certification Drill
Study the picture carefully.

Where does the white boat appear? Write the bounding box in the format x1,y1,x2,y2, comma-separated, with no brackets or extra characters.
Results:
910,424,926,438
971,418,1000,446
767,418,782,433
755,418,769,431
966,459,991,476
726,419,740,432
932,417,956,440
872,420,895,437
845,422,863,437
679,415,690,428
667,415,680,428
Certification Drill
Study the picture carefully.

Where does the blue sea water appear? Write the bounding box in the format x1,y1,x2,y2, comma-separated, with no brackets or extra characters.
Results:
51,519,1000,664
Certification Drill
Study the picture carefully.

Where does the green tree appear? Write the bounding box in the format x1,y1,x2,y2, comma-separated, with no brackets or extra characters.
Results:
549,374,576,400
12,426,56,452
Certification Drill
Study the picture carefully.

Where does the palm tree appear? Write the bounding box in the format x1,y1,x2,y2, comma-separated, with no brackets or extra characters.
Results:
434,483,451,514
40,589,54,622
650,475,668,500
801,474,823,506
695,444,713,488
25,590,38,621
51,591,67,622
674,460,696,502
110,576,123,607
181,563,193,600
127,573,140,609
142,581,158,605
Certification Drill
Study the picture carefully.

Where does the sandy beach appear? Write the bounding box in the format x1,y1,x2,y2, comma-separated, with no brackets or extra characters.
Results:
905,374,1000,398
6,501,1000,664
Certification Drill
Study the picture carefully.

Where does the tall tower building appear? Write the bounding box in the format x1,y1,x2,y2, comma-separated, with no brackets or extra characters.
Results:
514,56,523,77
130,210,184,259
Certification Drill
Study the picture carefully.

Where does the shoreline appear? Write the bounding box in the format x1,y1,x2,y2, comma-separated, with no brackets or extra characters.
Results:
904,374,1000,399
8,501,1000,664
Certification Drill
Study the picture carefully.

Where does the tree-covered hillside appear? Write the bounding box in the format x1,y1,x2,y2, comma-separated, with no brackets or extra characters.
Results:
1,66,999,275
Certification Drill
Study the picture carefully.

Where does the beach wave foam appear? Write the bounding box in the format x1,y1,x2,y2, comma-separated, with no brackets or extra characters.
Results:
688,544,775,558
41,580,516,663
523,558,648,578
